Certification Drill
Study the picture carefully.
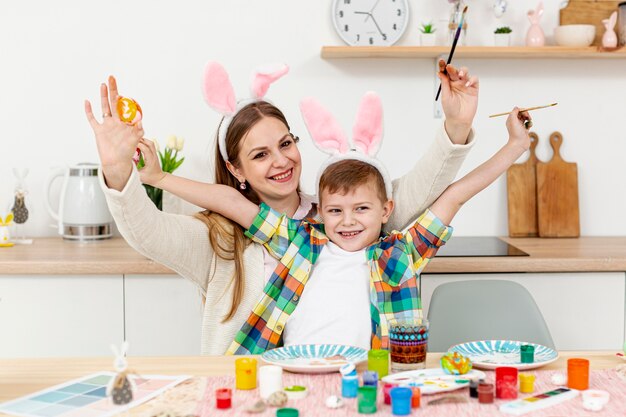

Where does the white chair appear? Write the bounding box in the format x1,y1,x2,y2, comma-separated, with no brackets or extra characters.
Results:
426,280,555,351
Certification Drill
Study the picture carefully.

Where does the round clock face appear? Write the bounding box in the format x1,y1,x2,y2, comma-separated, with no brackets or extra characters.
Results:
332,0,410,46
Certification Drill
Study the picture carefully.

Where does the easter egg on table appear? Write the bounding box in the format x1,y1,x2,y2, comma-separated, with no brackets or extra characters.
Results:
440,351,472,375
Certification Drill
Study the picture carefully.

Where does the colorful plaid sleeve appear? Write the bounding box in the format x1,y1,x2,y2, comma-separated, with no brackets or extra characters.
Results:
404,208,453,275
244,203,301,259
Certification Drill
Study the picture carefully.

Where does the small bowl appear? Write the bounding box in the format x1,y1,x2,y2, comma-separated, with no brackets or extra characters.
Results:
554,24,596,47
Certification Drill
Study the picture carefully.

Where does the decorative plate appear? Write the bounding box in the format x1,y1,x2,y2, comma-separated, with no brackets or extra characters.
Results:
261,344,367,373
382,368,486,395
449,340,559,370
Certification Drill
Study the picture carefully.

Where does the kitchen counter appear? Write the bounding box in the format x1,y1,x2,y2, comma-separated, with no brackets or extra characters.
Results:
1,237,626,274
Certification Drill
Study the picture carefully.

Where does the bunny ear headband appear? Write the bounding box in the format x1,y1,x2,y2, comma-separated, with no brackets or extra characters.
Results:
202,61,289,162
299,91,392,200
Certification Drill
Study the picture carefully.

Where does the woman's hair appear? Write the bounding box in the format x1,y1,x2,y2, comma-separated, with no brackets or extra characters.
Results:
194,101,290,322
318,159,387,205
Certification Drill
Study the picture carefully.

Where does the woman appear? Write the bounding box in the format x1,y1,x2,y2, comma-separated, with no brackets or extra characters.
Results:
84,61,479,354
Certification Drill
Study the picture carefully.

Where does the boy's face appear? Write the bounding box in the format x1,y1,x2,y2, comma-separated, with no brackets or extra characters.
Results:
319,183,394,252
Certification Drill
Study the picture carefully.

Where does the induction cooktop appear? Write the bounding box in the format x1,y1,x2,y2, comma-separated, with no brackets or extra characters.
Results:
435,237,528,257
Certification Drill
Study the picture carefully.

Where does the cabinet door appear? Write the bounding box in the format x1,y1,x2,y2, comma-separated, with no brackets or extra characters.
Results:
124,274,202,356
0,275,124,357
421,272,625,351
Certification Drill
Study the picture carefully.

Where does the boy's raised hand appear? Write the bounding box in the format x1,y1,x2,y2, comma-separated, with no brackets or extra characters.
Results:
137,138,167,187
506,108,532,152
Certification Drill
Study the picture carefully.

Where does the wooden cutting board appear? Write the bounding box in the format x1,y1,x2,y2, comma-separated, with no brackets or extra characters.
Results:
507,132,539,237
536,131,580,238
560,0,620,46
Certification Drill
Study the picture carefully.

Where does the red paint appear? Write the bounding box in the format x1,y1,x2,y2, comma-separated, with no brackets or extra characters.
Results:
478,383,495,404
216,388,232,409
496,366,518,399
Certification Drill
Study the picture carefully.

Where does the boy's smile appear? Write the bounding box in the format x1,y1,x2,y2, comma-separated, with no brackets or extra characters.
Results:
320,183,394,252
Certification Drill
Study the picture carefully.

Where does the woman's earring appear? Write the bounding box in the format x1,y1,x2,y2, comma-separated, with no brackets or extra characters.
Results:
239,180,247,190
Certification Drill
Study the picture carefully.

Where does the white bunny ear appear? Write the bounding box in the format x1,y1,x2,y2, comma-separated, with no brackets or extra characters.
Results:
536,1,544,16
609,11,618,27
120,341,129,356
203,62,236,115
352,92,383,157
300,97,349,155
250,64,289,100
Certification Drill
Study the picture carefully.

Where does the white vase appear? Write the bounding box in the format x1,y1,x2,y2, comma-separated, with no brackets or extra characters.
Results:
420,33,437,46
494,33,511,46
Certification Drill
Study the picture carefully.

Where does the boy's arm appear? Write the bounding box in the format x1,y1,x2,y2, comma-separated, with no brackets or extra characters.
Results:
429,108,531,226
137,138,258,229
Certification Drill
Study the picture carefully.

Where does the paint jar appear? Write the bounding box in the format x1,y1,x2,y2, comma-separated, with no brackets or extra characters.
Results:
276,408,299,417
388,318,429,372
519,373,535,393
390,387,413,416
619,2,626,46
383,383,396,405
567,358,589,390
341,370,358,398
411,386,421,408
215,388,232,409
362,370,378,387
582,389,610,411
259,365,283,399
520,345,535,363
357,386,377,414
235,357,257,390
478,382,495,404
469,378,484,398
368,349,389,379
496,366,518,399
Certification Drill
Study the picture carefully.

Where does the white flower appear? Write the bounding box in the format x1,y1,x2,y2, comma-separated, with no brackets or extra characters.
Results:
175,137,185,152
166,135,177,150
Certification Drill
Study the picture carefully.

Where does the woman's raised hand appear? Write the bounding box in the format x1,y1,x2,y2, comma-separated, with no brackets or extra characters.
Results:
84,76,144,191
437,59,479,145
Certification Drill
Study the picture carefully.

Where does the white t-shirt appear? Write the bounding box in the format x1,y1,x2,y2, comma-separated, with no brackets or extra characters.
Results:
282,242,371,350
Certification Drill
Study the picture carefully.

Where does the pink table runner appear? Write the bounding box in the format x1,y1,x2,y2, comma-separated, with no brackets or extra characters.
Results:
196,369,626,417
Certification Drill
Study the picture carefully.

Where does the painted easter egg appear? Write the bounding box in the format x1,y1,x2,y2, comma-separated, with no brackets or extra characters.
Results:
440,351,472,375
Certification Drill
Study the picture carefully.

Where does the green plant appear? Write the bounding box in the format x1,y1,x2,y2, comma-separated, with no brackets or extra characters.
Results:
420,22,436,34
494,26,512,34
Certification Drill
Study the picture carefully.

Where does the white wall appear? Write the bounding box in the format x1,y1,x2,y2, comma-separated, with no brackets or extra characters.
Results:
1,0,625,238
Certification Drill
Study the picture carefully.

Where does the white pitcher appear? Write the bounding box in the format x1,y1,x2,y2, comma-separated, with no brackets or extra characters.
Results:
45,163,113,240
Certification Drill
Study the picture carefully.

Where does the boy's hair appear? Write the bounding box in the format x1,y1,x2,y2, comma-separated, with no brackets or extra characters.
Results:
318,159,388,204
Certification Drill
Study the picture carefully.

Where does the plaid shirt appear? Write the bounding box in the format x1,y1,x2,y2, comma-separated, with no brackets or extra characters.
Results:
226,203,452,355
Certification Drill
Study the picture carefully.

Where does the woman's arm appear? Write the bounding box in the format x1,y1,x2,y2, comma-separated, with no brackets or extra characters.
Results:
385,63,479,232
430,108,531,225
137,138,259,230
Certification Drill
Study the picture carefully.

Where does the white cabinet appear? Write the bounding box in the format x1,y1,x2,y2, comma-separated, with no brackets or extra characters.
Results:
421,272,626,351
0,275,124,357
124,274,202,356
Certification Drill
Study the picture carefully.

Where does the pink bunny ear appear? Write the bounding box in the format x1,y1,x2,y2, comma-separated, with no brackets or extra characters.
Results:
352,92,383,157
203,62,236,115
300,97,349,155
250,64,289,100
610,11,618,28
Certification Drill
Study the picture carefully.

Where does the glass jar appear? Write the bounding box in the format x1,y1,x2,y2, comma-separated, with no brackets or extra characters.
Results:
619,2,626,46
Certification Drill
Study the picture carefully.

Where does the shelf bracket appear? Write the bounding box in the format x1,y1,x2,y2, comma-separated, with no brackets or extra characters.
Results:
433,55,445,119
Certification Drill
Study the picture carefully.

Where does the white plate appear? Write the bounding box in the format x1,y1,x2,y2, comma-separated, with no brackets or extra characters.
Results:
261,344,367,373
382,368,486,395
449,340,559,370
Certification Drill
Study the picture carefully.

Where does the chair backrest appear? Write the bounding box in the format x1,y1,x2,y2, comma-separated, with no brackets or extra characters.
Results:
426,280,555,351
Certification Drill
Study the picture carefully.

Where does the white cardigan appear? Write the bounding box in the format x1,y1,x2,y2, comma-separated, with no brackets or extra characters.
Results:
101,124,475,354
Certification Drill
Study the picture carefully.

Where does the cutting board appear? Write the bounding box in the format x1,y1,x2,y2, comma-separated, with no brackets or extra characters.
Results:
536,131,580,238
506,132,539,237
560,0,620,46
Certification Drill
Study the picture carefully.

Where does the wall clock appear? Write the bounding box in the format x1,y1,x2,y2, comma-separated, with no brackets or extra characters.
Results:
332,0,410,46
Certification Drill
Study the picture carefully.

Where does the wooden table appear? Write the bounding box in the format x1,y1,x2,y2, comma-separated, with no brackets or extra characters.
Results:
0,352,622,415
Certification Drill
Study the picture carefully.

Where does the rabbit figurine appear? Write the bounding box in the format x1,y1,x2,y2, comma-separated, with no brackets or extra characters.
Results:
0,213,15,247
526,1,545,47
106,341,136,406
11,168,29,225
602,11,618,48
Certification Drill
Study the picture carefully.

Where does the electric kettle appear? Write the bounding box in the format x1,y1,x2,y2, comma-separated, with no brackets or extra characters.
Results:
45,163,113,240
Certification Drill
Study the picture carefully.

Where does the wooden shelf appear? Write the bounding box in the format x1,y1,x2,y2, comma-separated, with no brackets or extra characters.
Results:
321,45,626,59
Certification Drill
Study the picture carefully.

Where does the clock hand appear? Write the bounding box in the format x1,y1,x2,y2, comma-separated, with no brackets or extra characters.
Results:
366,0,382,21
354,10,371,22
369,13,384,36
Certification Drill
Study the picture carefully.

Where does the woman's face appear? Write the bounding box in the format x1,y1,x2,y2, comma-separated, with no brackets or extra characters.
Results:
230,116,302,203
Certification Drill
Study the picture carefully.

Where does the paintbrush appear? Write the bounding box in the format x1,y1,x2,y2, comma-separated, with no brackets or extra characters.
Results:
435,5,468,101
488,102,558,118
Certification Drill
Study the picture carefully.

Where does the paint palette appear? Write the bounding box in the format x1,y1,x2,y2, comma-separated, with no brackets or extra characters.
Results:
0,372,189,417
381,368,486,395
499,387,579,415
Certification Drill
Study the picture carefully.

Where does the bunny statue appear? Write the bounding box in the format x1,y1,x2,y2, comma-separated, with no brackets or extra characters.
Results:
11,168,32,244
106,341,136,407
0,213,15,247
602,11,618,48
526,1,545,47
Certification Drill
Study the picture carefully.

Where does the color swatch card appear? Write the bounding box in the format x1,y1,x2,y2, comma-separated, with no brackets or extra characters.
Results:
0,372,190,417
